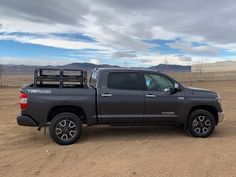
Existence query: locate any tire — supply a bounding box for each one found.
[49,112,82,145]
[187,109,216,138]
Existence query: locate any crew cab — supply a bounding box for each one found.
[17,68,224,145]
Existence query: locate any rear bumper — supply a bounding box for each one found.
[218,112,224,123]
[17,114,38,127]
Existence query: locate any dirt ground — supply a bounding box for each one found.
[1,80,236,177]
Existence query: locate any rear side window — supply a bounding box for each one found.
[108,72,139,90]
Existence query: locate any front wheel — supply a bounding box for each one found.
[187,110,216,138]
[49,113,82,145]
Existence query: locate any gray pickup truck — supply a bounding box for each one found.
[17,68,224,145]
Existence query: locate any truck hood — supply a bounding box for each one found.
[185,86,218,97]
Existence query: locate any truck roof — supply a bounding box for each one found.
[96,67,160,73]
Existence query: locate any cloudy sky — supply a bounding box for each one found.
[0,0,236,67]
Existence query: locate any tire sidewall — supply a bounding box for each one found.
[49,112,82,145]
[188,110,216,137]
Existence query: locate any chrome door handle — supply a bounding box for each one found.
[145,94,156,98]
[101,93,112,97]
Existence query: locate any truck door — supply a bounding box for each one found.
[143,73,186,124]
[98,71,144,124]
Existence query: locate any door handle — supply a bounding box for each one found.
[145,94,156,98]
[101,93,112,97]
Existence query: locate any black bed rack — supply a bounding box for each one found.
[33,68,87,88]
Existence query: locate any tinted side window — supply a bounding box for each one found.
[144,74,173,91]
[108,72,139,90]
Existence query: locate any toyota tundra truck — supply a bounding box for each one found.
[17,68,224,145]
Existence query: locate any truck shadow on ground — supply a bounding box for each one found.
[5,126,187,148]
[8,122,232,147]
[79,122,233,143]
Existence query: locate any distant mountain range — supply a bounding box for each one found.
[0,62,191,74]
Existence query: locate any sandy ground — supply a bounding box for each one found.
[1,80,236,177]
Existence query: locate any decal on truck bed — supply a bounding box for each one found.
[27,89,52,94]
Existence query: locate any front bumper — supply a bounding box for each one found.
[17,114,38,127]
[218,112,224,123]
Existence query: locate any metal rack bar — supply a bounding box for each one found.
[33,68,87,88]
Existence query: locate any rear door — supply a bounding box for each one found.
[98,71,144,124]
[143,73,186,124]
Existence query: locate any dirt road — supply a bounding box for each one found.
[1,81,236,177]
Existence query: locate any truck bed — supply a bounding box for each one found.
[20,85,97,127]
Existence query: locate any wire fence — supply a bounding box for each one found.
[0,64,2,87]
[0,66,33,87]
[167,71,236,85]
[1,66,236,87]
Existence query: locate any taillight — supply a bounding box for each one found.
[20,92,27,109]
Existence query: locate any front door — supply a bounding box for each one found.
[98,72,144,124]
[143,73,186,124]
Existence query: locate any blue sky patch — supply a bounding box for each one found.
[0,40,72,58]
[145,39,182,55]
[50,33,97,42]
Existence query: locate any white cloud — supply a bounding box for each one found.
[136,54,183,66]
[151,26,178,40]
[168,41,219,56]
[0,33,113,51]
[0,0,236,66]
[178,56,192,62]
[89,58,100,64]
[112,51,137,58]
[126,53,234,67]
[0,56,80,66]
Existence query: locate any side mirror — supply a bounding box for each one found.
[174,83,180,90]
[164,88,171,92]
[169,83,180,94]
[164,83,180,93]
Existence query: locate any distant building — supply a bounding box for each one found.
[191,61,236,72]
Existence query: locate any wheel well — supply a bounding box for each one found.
[47,106,86,124]
[188,105,218,124]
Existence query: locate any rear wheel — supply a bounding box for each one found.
[49,113,82,145]
[187,110,216,137]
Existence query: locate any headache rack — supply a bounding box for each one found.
[33,68,87,88]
